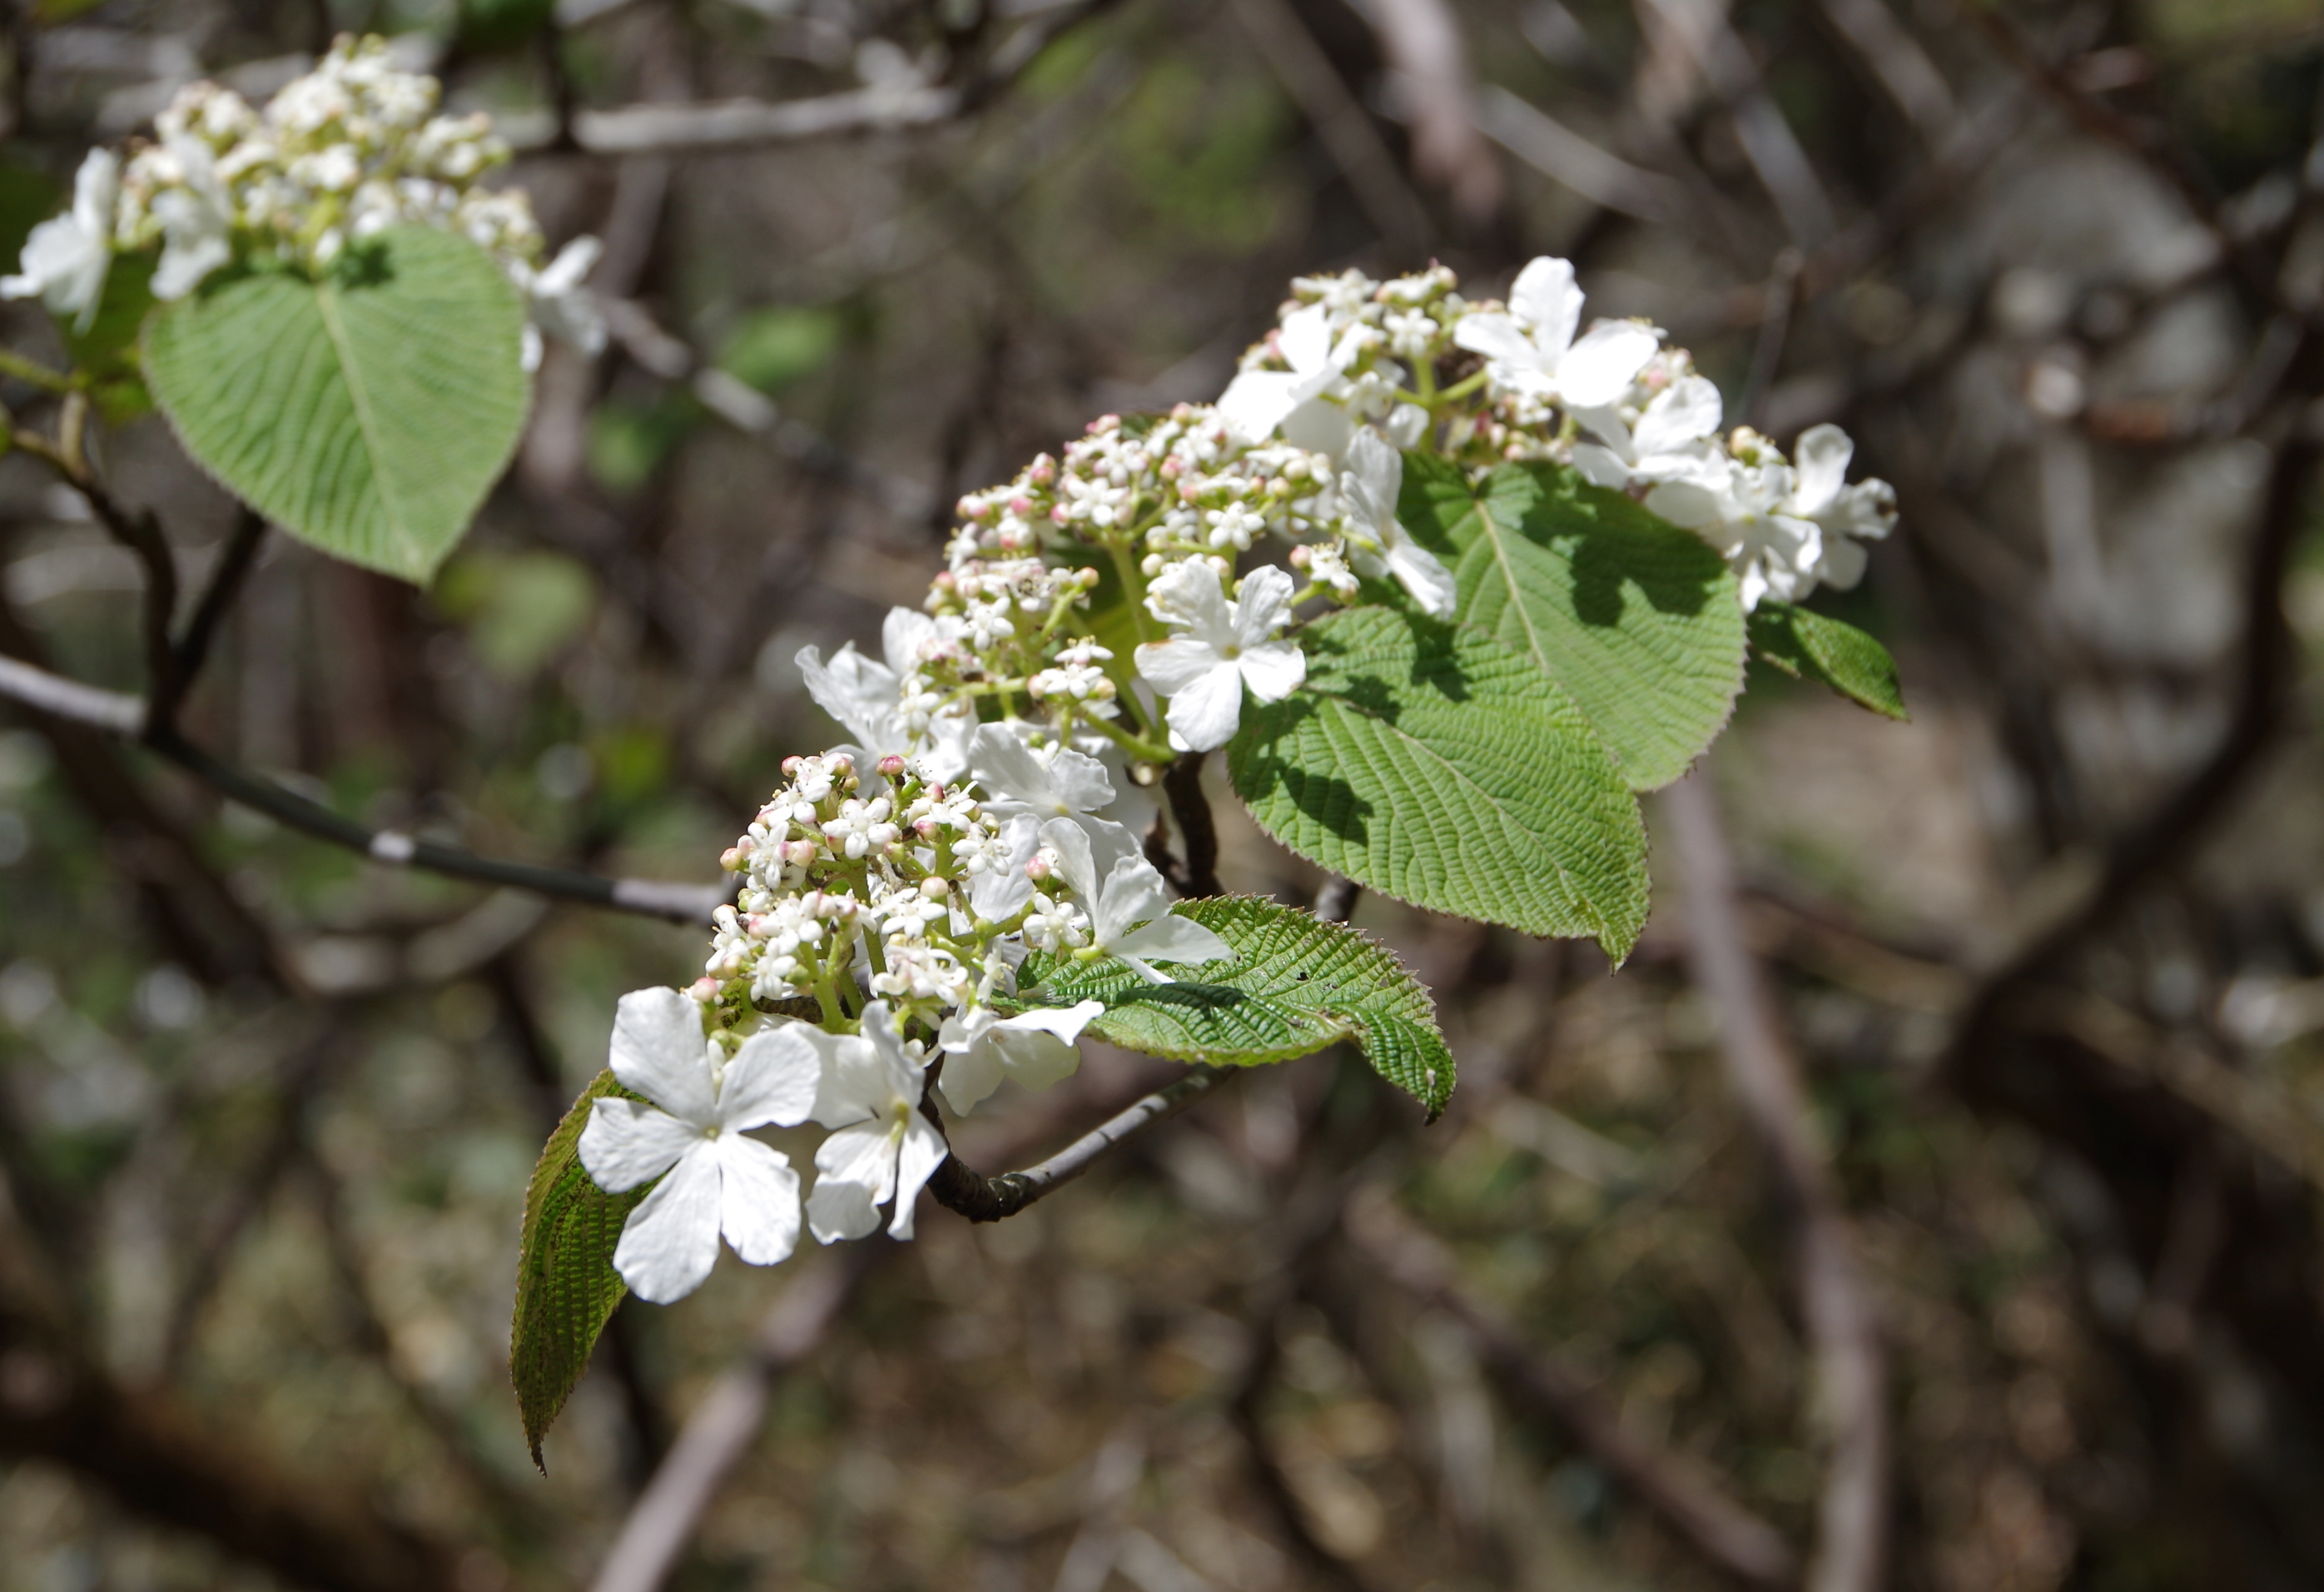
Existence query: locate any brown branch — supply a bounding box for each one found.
[167,506,266,709]
[924,1065,1228,1221]
[1161,751,1221,898]
[0,648,728,925]
[1660,773,1888,1592]
[1344,1190,1799,1586]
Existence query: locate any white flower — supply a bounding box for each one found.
[1452,256,1659,410]
[1782,425,1896,591]
[578,988,821,1304]
[1646,455,1821,612]
[1040,818,1234,981]
[1219,302,1362,443]
[802,1002,948,1242]
[1134,562,1307,752]
[513,235,605,374]
[965,813,1041,923]
[1570,374,1726,491]
[2,151,119,331]
[971,725,1115,823]
[797,607,971,781]
[149,140,234,301]
[936,998,1105,1113]
[1338,429,1457,618]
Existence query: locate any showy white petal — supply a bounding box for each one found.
[611,1145,723,1303]
[1572,443,1634,490]
[1236,639,1308,703]
[795,642,900,752]
[1818,531,1868,590]
[1791,424,1853,515]
[999,999,1106,1044]
[935,1011,1007,1113]
[1161,664,1244,753]
[1145,559,1234,640]
[1277,302,1336,376]
[1218,370,1304,443]
[1384,533,1459,619]
[886,1114,948,1240]
[1634,376,1722,458]
[814,1120,900,1204]
[1450,311,1539,371]
[1508,256,1584,353]
[1556,322,1661,408]
[1135,636,1229,696]
[1279,398,1353,460]
[1093,852,1173,945]
[609,988,717,1124]
[1343,430,1403,530]
[990,1025,1081,1092]
[1115,913,1235,969]
[806,1172,881,1243]
[1039,817,1100,903]
[1231,565,1298,648]
[802,1029,885,1128]
[579,1097,701,1193]
[860,1002,926,1101]
[717,1023,822,1131]
[715,1136,802,1266]
[970,814,1041,923]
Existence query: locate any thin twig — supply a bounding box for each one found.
[924,1066,1229,1222]
[585,1255,871,1592]
[1344,1190,1798,1585]
[1661,773,1888,1592]
[166,507,266,709]
[0,651,729,924]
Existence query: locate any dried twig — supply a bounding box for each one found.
[1661,773,1888,1592]
[585,1255,872,1592]
[1345,1190,1798,1585]
[0,650,729,925]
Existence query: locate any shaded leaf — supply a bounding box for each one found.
[143,226,529,584]
[1400,454,1745,789]
[1014,894,1457,1117]
[1749,601,1908,720]
[1228,606,1647,958]
[511,1068,647,1470]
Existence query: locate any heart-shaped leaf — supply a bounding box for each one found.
[144,226,529,584]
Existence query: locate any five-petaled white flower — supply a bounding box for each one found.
[2,151,120,331]
[936,998,1106,1113]
[802,1002,949,1242]
[1040,818,1234,983]
[1782,424,1896,591]
[1452,256,1659,411]
[1218,302,1362,444]
[1338,429,1457,619]
[579,988,821,1304]
[514,235,607,373]
[1134,561,1306,753]
[1645,455,1821,612]
[797,607,972,782]
[971,725,1114,823]
[1569,373,1726,494]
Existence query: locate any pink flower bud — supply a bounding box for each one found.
[877,754,907,778]
[781,755,802,775]
[720,846,746,871]
[1024,856,1052,883]
[687,978,720,1002]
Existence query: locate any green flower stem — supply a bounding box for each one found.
[1084,711,1175,768]
[0,349,72,393]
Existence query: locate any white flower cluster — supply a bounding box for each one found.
[2,36,600,370]
[583,709,1234,1301]
[584,253,1903,1308]
[1218,255,1899,610]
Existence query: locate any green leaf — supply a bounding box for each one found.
[1749,601,1908,720]
[1228,607,1648,958]
[1013,895,1457,1117]
[511,1068,648,1470]
[143,227,529,585]
[1400,454,1746,790]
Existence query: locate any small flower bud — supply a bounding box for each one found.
[720,846,746,871]
[877,754,907,779]
[1025,856,1052,883]
[920,877,950,899]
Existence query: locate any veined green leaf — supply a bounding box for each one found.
[511,1069,647,1470]
[1013,895,1457,1117]
[1749,601,1908,720]
[1400,454,1746,790]
[1228,607,1648,959]
[143,226,529,585]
